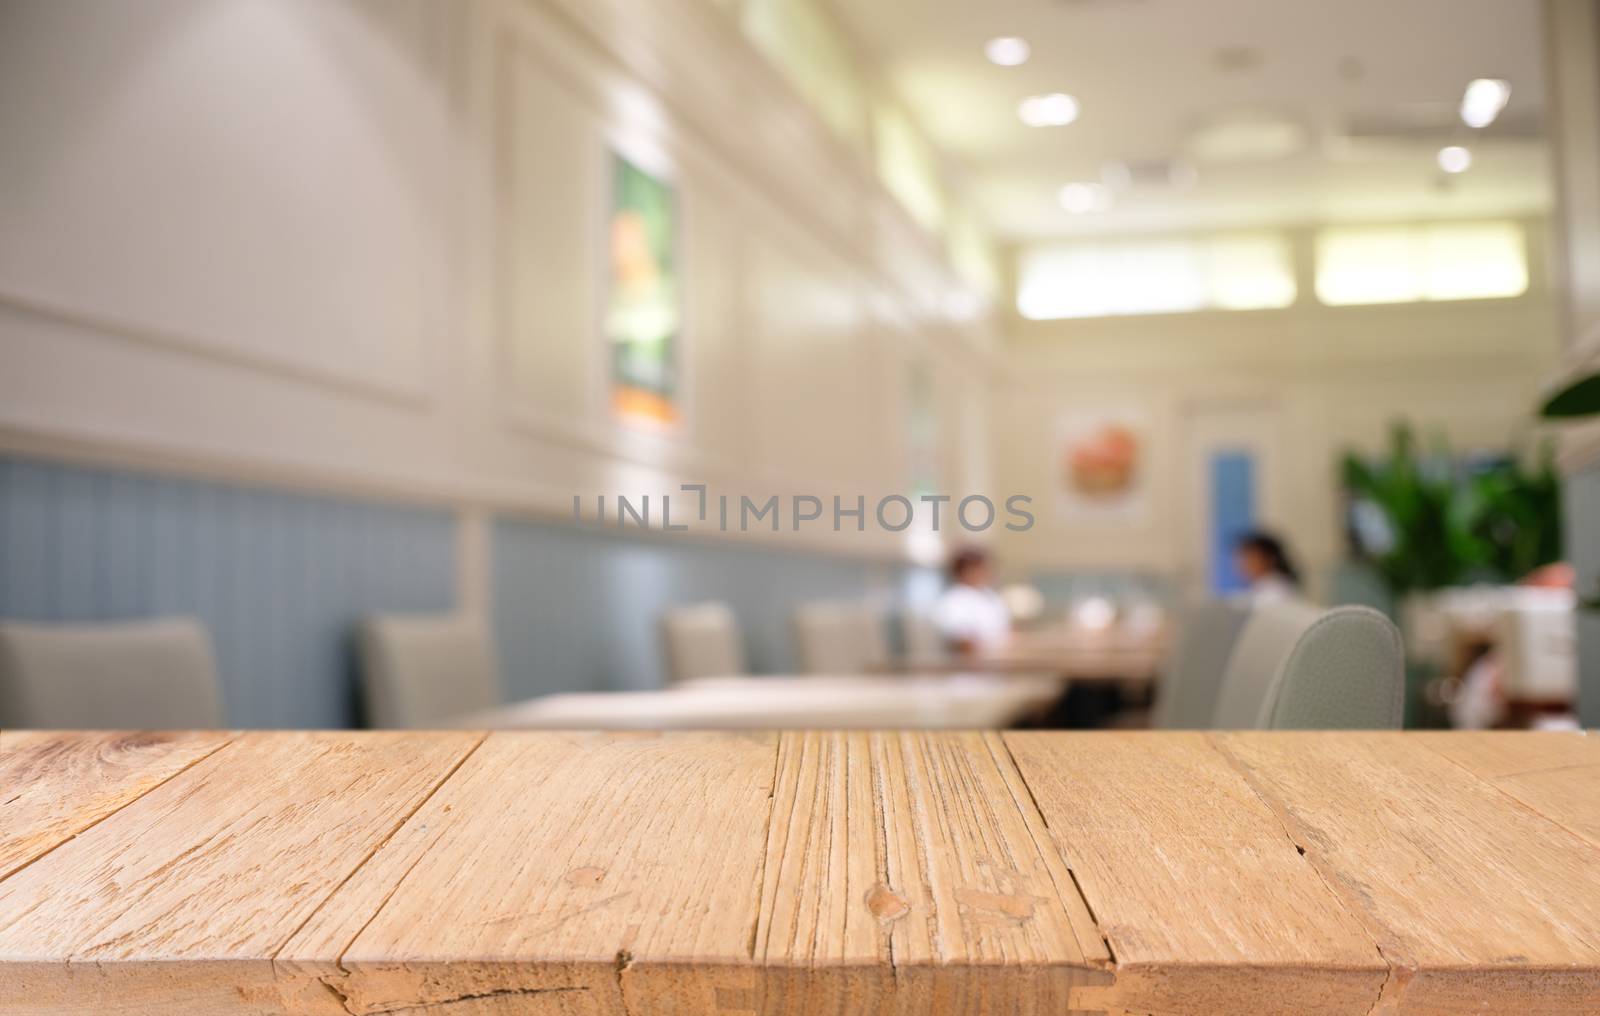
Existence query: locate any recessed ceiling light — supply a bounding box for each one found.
[1019,93,1080,127]
[1059,182,1112,213]
[1438,145,1473,174]
[985,36,1030,67]
[1460,78,1510,129]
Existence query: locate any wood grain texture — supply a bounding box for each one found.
[755,731,1109,1014]
[1003,731,1387,1016]
[1414,731,1600,850]
[3,730,1600,1014]
[1216,731,1600,1015]
[0,730,234,882]
[0,731,481,1015]
[279,731,779,1015]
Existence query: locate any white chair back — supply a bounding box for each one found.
[1153,599,1249,729]
[1213,602,1403,730]
[0,617,223,729]
[792,601,889,674]
[660,602,744,684]
[358,612,499,729]
[1494,600,1577,701]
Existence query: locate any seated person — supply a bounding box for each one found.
[1234,530,1303,604]
[933,548,1012,656]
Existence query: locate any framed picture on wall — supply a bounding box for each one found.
[605,150,681,429]
[1056,409,1149,524]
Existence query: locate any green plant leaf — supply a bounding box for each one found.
[1540,371,1600,418]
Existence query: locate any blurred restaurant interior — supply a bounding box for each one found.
[1,0,1598,733]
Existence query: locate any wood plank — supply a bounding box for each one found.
[1216,731,1600,1015]
[0,731,481,1016]
[755,731,1110,1014]
[1412,729,1600,778]
[1415,731,1600,850]
[3,730,1597,1014]
[278,731,778,1016]
[1004,731,1386,1016]
[0,730,234,882]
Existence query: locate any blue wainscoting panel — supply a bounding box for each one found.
[0,457,456,728]
[492,517,894,696]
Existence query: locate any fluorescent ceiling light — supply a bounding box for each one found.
[1438,145,1473,174]
[1058,182,1112,213]
[1019,93,1080,127]
[1460,78,1510,129]
[985,37,1030,67]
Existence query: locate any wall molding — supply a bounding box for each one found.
[0,288,432,411]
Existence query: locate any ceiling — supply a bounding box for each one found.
[829,0,1552,240]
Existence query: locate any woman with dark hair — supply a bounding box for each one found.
[1234,530,1302,603]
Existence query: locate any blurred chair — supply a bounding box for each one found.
[358,612,499,729]
[792,601,889,674]
[1212,602,1403,730]
[1152,600,1249,729]
[1493,599,1577,703]
[660,602,744,684]
[0,617,223,729]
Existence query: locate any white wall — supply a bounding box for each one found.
[994,222,1564,596]
[0,0,999,583]
[2,0,1564,614]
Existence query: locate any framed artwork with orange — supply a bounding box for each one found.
[1057,410,1148,522]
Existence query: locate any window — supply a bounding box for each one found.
[1016,233,1295,320]
[1314,222,1528,306]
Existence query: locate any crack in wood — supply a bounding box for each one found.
[1208,734,1404,1015]
[277,733,490,979]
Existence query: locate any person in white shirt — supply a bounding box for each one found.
[933,548,1012,656]
[1234,530,1302,604]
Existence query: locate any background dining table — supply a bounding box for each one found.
[879,623,1170,682]
[1,728,1596,1015]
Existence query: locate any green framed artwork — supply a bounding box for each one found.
[606,152,681,428]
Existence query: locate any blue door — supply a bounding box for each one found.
[1209,449,1256,595]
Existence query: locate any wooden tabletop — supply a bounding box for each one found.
[1,729,1596,1015]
